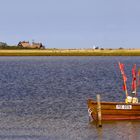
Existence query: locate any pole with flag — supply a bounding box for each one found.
[131,64,137,96]
[118,62,128,97]
[137,68,140,88]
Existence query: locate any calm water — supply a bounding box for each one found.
[0,56,140,140]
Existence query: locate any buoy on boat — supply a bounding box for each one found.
[125,96,138,103]
[119,62,139,103]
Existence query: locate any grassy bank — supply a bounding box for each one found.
[0,49,140,56]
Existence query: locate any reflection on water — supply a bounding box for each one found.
[93,121,140,140]
[0,56,140,139]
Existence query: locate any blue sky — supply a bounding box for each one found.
[0,0,140,49]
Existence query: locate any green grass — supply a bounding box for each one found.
[0,49,140,56]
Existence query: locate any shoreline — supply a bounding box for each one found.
[0,49,140,56]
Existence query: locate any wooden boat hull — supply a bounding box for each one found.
[87,99,140,121]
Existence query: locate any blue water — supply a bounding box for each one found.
[0,56,140,140]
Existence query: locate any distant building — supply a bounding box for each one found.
[95,46,99,50]
[32,42,44,49]
[18,41,30,48]
[18,41,45,49]
[93,45,100,50]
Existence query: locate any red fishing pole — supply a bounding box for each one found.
[131,64,137,96]
[118,62,128,97]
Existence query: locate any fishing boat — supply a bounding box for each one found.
[87,63,140,127]
[87,95,140,127]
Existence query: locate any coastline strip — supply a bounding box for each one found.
[0,49,140,56]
